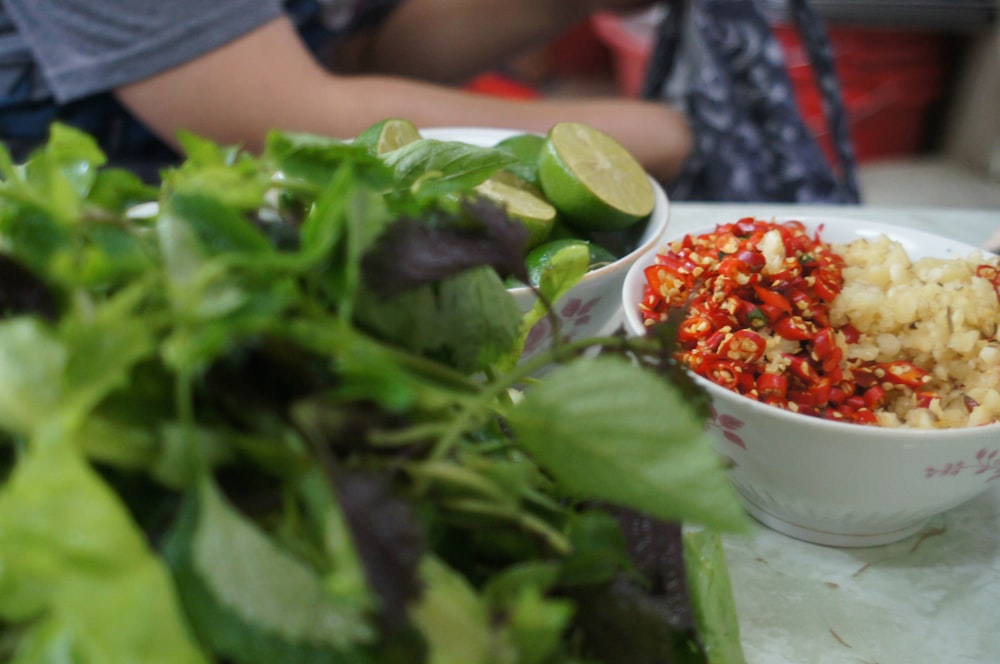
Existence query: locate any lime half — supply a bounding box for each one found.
[475,174,557,249]
[538,122,654,231]
[355,118,422,154]
[523,238,618,286]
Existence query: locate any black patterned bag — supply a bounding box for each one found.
[642,0,861,203]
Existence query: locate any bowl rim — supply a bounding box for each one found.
[695,372,1000,439]
[622,214,1000,438]
[419,126,671,296]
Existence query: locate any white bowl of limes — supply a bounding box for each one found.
[421,123,671,360]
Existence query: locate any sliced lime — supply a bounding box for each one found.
[475,173,557,250]
[522,237,618,287]
[538,122,654,231]
[354,118,422,155]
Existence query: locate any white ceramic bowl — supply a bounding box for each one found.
[621,216,1000,547]
[423,127,670,360]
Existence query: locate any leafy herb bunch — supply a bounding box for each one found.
[0,125,746,664]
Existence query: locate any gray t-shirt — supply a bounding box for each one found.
[0,0,395,105]
[1,0,284,104]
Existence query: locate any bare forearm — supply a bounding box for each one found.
[116,17,690,182]
[343,79,692,182]
[351,0,590,82]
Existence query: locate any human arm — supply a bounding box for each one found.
[337,0,660,83]
[115,15,691,182]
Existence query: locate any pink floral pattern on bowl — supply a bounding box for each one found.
[522,296,606,357]
[561,296,601,329]
[522,318,552,357]
[708,405,747,450]
[925,448,1000,482]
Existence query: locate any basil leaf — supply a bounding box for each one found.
[382,139,515,198]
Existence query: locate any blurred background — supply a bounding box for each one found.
[465,0,1000,209]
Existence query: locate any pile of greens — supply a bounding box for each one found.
[0,124,748,664]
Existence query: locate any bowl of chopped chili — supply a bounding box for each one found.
[622,215,1000,547]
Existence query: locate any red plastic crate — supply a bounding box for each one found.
[593,13,950,163]
[774,25,948,162]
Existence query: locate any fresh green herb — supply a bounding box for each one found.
[0,123,747,664]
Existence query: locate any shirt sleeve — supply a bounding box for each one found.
[4,0,285,103]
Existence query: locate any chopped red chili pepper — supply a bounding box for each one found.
[848,409,879,425]
[781,353,814,383]
[752,285,793,315]
[839,322,861,344]
[873,361,932,390]
[863,385,888,410]
[637,218,953,426]
[757,373,788,402]
[718,329,767,364]
[773,315,815,341]
[677,315,715,345]
[976,264,1000,297]
[705,359,742,390]
[811,328,837,360]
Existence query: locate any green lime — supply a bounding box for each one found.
[354,118,422,154]
[475,173,557,249]
[495,133,545,188]
[522,238,618,287]
[586,242,618,269]
[538,122,655,232]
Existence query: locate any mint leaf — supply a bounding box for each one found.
[60,289,157,421]
[161,191,273,257]
[683,529,746,664]
[482,563,573,664]
[505,356,748,532]
[0,319,65,435]
[265,130,390,194]
[0,195,72,277]
[164,478,375,664]
[86,167,158,215]
[301,167,394,320]
[358,266,521,373]
[408,557,494,664]
[0,438,207,664]
[28,123,106,201]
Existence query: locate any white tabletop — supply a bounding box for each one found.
[665,204,1000,664]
